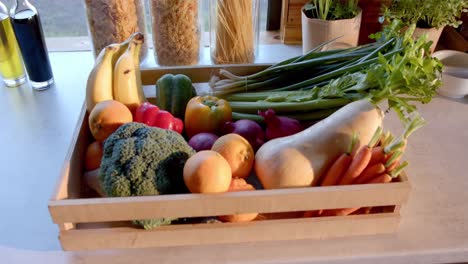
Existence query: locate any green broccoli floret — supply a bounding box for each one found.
[99,122,195,229]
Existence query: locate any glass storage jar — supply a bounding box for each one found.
[149,0,201,66]
[209,0,260,64]
[83,0,148,60]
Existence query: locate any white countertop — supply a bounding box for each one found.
[1,48,468,263]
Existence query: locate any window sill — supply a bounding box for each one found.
[46,31,303,67]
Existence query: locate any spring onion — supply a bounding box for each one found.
[210,20,442,124]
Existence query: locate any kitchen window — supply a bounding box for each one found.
[3,0,278,53]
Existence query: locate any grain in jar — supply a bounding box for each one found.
[150,0,200,66]
[84,0,148,60]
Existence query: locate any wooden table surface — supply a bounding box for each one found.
[1,49,468,264]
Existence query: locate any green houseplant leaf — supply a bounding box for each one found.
[383,0,468,28]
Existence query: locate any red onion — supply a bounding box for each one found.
[222,120,265,151]
[258,109,303,140]
[188,133,219,152]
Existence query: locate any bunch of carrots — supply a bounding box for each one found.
[305,115,425,218]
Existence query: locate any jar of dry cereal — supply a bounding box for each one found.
[149,0,201,66]
[83,0,148,60]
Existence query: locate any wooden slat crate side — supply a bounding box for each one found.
[50,104,89,202]
[49,179,410,224]
[59,212,400,251]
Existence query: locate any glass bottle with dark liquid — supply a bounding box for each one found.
[11,0,53,90]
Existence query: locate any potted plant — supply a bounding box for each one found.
[382,0,468,52]
[301,0,362,53]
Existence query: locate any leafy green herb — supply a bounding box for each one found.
[382,0,468,28]
[303,0,360,21]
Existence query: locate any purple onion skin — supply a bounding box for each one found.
[222,120,265,151]
[188,133,220,152]
[258,109,303,140]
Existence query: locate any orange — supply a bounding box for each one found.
[183,150,232,193]
[211,134,254,178]
[84,141,103,171]
[218,178,259,223]
[88,100,133,142]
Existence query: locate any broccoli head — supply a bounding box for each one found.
[99,122,195,229]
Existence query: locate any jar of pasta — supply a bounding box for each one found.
[149,0,201,66]
[83,0,148,60]
[209,0,260,64]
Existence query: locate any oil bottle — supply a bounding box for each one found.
[0,1,26,87]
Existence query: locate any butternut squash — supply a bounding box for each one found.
[255,99,384,189]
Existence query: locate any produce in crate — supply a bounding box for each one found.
[217,178,259,222]
[338,127,383,185]
[183,150,232,193]
[77,20,443,233]
[134,102,184,134]
[184,95,233,138]
[85,32,143,112]
[113,33,147,113]
[98,122,195,229]
[212,20,441,125]
[151,110,184,134]
[221,119,264,151]
[84,141,103,171]
[211,134,255,179]
[155,73,197,119]
[255,99,383,189]
[134,102,160,126]
[258,109,303,140]
[305,115,425,217]
[188,132,219,152]
[88,100,133,142]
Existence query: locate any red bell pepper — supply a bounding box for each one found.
[134,102,160,125]
[134,102,183,134]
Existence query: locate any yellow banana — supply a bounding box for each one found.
[85,33,143,112]
[113,33,146,113]
[85,45,117,112]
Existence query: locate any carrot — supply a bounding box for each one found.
[303,210,320,218]
[320,153,352,186]
[321,207,361,217]
[353,162,386,184]
[368,146,386,165]
[385,150,403,171]
[319,131,358,186]
[389,161,409,178]
[386,160,400,172]
[368,173,393,184]
[338,127,382,185]
[306,136,355,217]
[339,146,372,185]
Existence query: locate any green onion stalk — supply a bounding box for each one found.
[210,20,442,124]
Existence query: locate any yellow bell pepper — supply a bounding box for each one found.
[184,95,232,138]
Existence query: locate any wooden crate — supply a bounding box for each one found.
[48,64,411,251]
[280,0,308,44]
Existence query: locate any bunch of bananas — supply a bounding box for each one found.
[86,32,146,113]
